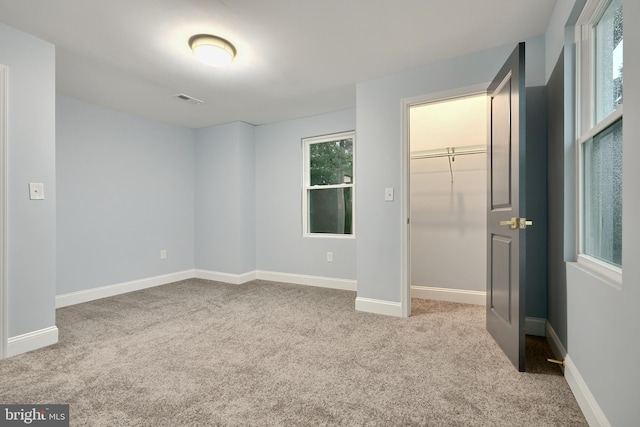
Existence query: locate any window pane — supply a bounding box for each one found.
[584,119,622,267]
[595,0,623,123]
[308,187,353,234]
[309,138,353,186]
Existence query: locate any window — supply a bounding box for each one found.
[583,120,622,266]
[594,0,623,122]
[302,131,355,237]
[577,0,623,271]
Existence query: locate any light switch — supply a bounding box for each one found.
[29,183,44,200]
[385,187,394,201]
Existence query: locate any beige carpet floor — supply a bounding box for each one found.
[0,279,587,426]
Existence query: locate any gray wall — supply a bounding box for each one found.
[0,24,56,337]
[56,95,195,294]
[525,87,548,319]
[545,0,583,351]
[355,36,546,303]
[195,121,256,274]
[255,109,356,279]
[546,51,567,347]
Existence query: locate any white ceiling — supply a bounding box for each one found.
[0,0,557,129]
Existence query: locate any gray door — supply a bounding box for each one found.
[486,43,528,372]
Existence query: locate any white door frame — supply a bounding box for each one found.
[0,65,7,358]
[400,83,489,317]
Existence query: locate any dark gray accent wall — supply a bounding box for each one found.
[546,52,567,347]
[525,87,548,319]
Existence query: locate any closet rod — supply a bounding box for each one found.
[411,144,487,182]
[410,144,487,160]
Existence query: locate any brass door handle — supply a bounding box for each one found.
[500,218,518,229]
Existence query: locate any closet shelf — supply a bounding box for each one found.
[410,144,487,160]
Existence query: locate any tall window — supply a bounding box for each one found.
[302,131,355,237]
[577,0,623,272]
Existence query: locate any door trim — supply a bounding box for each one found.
[0,65,8,359]
[400,82,489,317]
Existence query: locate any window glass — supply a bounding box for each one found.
[595,0,623,123]
[308,187,353,234]
[584,119,622,267]
[309,139,353,186]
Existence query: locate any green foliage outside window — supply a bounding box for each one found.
[309,139,353,186]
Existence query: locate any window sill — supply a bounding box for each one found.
[303,233,355,239]
[573,254,622,290]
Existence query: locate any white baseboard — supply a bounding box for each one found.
[256,270,357,292]
[565,355,612,427]
[7,326,58,358]
[546,324,610,426]
[546,322,567,361]
[524,317,546,337]
[56,270,195,308]
[411,285,486,305]
[57,269,357,309]
[194,269,256,285]
[355,297,403,317]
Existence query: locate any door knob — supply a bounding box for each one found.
[499,217,518,229]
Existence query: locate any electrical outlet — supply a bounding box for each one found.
[160,250,167,259]
[327,252,333,262]
[29,183,45,200]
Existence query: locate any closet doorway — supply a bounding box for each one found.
[408,91,488,308]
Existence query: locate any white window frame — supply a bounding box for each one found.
[575,0,623,283]
[302,131,355,238]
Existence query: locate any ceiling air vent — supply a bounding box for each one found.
[175,93,204,105]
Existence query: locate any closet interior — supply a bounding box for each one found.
[409,94,488,303]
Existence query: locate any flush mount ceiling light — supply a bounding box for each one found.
[189,34,236,67]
